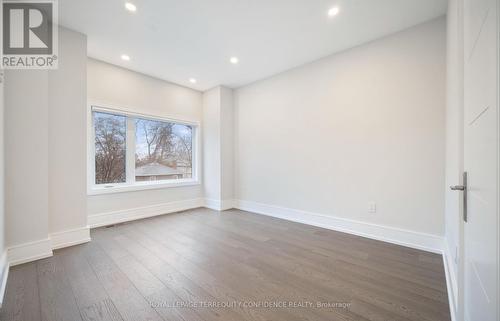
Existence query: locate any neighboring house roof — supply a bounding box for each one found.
[135,162,183,177]
[164,158,191,167]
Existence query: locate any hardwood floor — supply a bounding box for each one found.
[0,208,451,321]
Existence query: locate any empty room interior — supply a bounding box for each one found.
[0,0,499,320]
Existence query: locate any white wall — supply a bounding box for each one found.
[4,27,88,264]
[0,72,4,251]
[0,70,7,302]
[5,70,50,247]
[220,87,234,201]
[48,28,88,236]
[234,18,446,236]
[87,59,203,218]
[202,86,234,208]
[202,87,222,201]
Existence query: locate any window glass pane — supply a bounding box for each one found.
[135,118,192,182]
[93,111,127,184]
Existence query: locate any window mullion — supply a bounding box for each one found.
[126,117,136,184]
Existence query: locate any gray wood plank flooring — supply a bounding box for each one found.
[0,208,451,321]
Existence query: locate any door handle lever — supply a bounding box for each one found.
[450,172,468,222]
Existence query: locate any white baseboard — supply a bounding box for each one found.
[6,226,91,267]
[88,198,205,228]
[204,198,221,210]
[2,198,454,314]
[6,199,204,266]
[204,198,235,211]
[235,199,444,254]
[7,238,53,267]
[443,240,458,321]
[50,226,91,250]
[233,200,454,315]
[0,250,9,308]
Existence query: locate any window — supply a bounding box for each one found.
[89,106,199,194]
[135,118,193,181]
[94,112,127,184]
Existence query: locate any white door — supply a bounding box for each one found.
[463,0,499,320]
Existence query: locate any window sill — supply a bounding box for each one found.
[88,179,200,196]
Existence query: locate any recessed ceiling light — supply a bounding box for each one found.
[328,7,340,17]
[189,78,197,84]
[125,2,137,12]
[230,57,239,64]
[121,54,130,61]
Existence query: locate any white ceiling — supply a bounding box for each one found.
[59,0,447,91]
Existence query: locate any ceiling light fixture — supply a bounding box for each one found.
[328,7,340,17]
[230,57,239,64]
[125,2,137,12]
[121,54,130,61]
[189,78,197,84]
